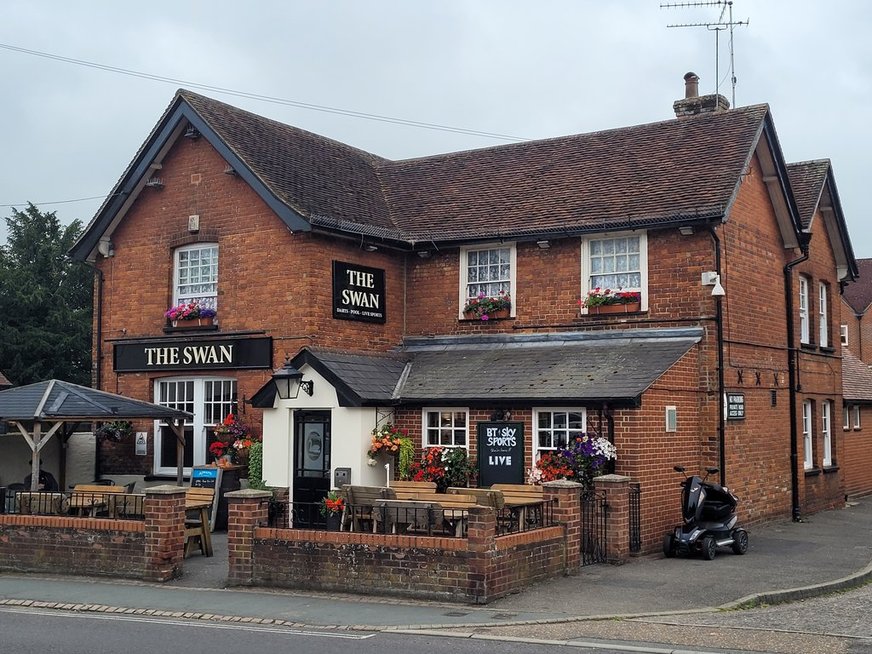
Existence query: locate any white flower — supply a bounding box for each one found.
[367,458,377,467]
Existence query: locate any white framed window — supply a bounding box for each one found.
[174,243,219,310]
[154,376,237,475]
[459,244,516,317]
[818,283,829,347]
[840,324,849,346]
[423,408,468,448]
[844,404,851,430]
[534,409,587,460]
[802,400,813,470]
[822,400,832,467]
[854,405,862,429]
[581,231,648,311]
[665,406,678,432]
[799,276,810,344]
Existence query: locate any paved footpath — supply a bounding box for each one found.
[1,497,872,651]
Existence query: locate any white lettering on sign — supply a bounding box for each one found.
[346,269,376,288]
[489,455,512,466]
[144,344,233,367]
[341,289,380,308]
[486,426,517,447]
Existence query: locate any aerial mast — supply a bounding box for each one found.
[661,0,749,106]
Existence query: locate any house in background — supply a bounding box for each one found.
[70,72,857,551]
[840,258,872,499]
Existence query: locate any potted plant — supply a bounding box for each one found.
[527,433,617,488]
[211,413,255,466]
[409,446,476,492]
[580,288,641,315]
[165,301,217,327]
[462,290,512,321]
[319,490,345,531]
[367,423,413,474]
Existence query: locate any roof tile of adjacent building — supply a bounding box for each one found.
[786,159,830,229]
[842,349,872,402]
[843,258,872,314]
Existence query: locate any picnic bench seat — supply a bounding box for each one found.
[341,485,397,531]
[17,491,69,515]
[374,499,442,534]
[447,487,506,510]
[184,487,215,557]
[389,480,437,493]
[69,484,125,516]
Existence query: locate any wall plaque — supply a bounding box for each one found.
[332,260,386,323]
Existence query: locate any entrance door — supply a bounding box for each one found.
[293,410,331,526]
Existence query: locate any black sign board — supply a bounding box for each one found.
[332,260,386,323]
[477,422,525,487]
[114,336,272,372]
[726,393,745,420]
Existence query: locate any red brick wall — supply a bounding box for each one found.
[0,515,144,577]
[842,406,872,498]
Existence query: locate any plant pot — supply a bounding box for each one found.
[171,316,214,328]
[463,308,510,321]
[588,301,641,315]
[325,513,342,531]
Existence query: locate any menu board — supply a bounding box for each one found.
[477,422,525,487]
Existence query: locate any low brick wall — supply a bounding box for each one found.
[0,515,146,576]
[0,485,186,582]
[227,481,583,604]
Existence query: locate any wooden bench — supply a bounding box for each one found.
[447,487,505,510]
[491,484,546,532]
[17,492,69,515]
[374,499,442,534]
[184,487,215,557]
[69,484,125,516]
[389,480,437,493]
[341,485,397,531]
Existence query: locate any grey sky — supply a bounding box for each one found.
[1,1,869,258]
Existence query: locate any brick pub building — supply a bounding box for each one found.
[71,73,858,551]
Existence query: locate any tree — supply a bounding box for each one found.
[0,203,93,386]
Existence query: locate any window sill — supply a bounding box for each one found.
[581,307,647,318]
[823,465,839,474]
[460,314,514,322]
[804,467,822,477]
[799,343,816,351]
[820,346,836,354]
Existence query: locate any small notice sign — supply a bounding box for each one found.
[190,466,222,531]
[726,393,745,420]
[477,422,525,487]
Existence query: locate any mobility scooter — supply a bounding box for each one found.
[663,465,748,560]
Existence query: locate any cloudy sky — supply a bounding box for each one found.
[1,1,869,257]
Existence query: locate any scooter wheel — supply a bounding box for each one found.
[701,535,717,560]
[731,529,749,555]
[663,533,676,558]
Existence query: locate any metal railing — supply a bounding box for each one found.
[629,482,642,554]
[0,488,146,521]
[496,499,556,535]
[581,489,607,565]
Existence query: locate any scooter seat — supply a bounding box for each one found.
[700,502,733,521]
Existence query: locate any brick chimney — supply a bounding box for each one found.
[673,71,730,117]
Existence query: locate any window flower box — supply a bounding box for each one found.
[165,302,216,328]
[462,291,512,321]
[581,288,641,315]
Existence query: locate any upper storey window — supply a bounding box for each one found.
[581,232,648,311]
[459,244,516,318]
[799,276,810,344]
[174,243,218,310]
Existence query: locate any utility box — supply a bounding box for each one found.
[333,467,351,488]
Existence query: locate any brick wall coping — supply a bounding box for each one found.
[594,474,632,484]
[0,514,144,532]
[543,479,584,489]
[143,485,186,496]
[225,489,273,500]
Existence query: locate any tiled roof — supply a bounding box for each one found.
[843,349,872,402]
[0,380,192,421]
[843,259,872,314]
[178,92,770,243]
[269,329,701,406]
[181,91,395,234]
[786,160,830,229]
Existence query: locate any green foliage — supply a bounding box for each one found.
[247,441,267,489]
[0,203,93,385]
[397,437,415,480]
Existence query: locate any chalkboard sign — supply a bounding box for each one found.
[477,422,525,487]
[190,466,222,531]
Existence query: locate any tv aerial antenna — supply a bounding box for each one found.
[661,1,749,106]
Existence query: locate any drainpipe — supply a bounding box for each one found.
[708,226,727,485]
[81,260,104,482]
[785,234,811,522]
